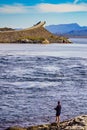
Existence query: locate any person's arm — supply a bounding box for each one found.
[54,106,57,110]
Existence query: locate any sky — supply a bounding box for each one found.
[0,0,87,28]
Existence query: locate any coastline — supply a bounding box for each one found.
[6,115,87,130]
[0,22,71,44]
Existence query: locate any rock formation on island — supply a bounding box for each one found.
[0,21,71,43]
[6,115,87,130]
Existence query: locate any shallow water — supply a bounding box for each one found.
[0,39,87,129]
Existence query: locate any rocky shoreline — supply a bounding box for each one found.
[6,115,87,130]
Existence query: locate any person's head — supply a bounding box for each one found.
[58,101,60,105]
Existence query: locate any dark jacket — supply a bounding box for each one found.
[55,104,61,116]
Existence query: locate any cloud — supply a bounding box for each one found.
[0,3,87,14]
[38,3,87,12]
[73,0,79,4]
[0,4,30,14]
[73,0,87,4]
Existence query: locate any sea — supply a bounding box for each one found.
[0,38,87,130]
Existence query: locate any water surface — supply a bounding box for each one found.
[0,39,87,129]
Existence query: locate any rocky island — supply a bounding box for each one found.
[0,21,70,43]
[6,115,87,130]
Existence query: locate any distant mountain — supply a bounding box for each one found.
[64,29,87,37]
[45,23,87,37]
[0,27,15,31]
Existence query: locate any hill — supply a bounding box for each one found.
[0,27,15,31]
[0,21,70,43]
[45,23,87,37]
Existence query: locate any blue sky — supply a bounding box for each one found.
[0,0,87,28]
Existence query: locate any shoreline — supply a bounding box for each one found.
[6,115,87,130]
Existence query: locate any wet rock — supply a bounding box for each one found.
[27,126,38,130]
[6,126,27,130]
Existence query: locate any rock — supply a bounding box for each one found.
[27,125,50,130]
[74,116,86,126]
[42,39,49,44]
[18,39,33,43]
[38,125,49,130]
[27,126,38,130]
[61,115,87,130]
[65,125,84,130]
[5,115,87,130]
[6,126,27,130]
[50,123,57,126]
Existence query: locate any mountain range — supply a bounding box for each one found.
[45,23,87,37]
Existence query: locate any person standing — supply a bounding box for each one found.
[54,101,61,127]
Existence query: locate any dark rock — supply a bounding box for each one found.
[5,126,27,130]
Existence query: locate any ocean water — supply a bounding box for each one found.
[0,38,87,129]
